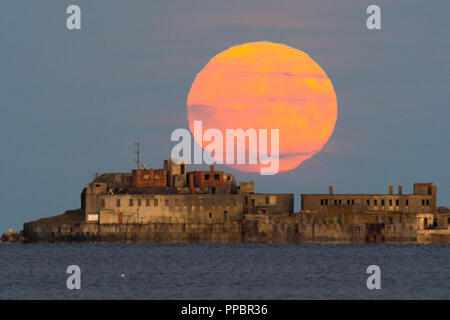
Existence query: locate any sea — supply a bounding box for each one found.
[0,243,449,299]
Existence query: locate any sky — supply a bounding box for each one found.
[0,1,449,232]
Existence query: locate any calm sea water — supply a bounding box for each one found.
[0,243,449,299]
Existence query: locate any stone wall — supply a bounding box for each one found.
[21,207,450,244]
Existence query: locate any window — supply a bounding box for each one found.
[181,164,185,174]
[422,199,425,206]
[396,199,399,206]
[137,199,141,207]
[381,200,385,206]
[165,199,169,206]
[101,199,105,208]
[209,212,212,219]
[116,199,121,207]
[154,199,158,206]
[448,218,450,224]
[351,199,355,204]
[366,199,370,205]
[214,174,220,180]
[374,200,378,206]
[265,196,270,204]
[146,199,150,207]
[205,174,210,180]
[334,200,337,205]
[339,199,342,204]
[426,199,430,206]
[347,200,350,205]
[406,199,409,206]
[325,199,328,205]
[321,199,324,206]
[389,199,392,206]
[129,199,133,207]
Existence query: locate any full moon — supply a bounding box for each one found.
[187,41,337,173]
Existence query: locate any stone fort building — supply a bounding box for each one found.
[15,158,450,244]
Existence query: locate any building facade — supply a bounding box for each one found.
[83,159,294,225]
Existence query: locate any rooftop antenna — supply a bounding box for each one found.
[134,141,140,169]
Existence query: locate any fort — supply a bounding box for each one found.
[2,158,450,244]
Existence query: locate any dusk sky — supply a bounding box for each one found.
[1,1,449,231]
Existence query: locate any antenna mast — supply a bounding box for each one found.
[134,141,140,169]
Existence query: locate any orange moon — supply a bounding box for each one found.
[187,41,337,173]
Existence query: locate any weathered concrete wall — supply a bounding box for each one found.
[301,194,434,214]
[96,194,246,225]
[21,208,450,244]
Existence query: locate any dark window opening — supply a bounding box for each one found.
[214,174,220,180]
[351,199,355,204]
[395,199,399,206]
[381,200,385,206]
[347,200,350,205]
[205,174,210,180]
[320,199,324,206]
[181,165,185,175]
[265,196,270,204]
[389,199,392,206]
[366,199,370,205]
[251,199,255,207]
[374,200,378,206]
[406,199,409,206]
[209,212,212,219]
[426,199,430,206]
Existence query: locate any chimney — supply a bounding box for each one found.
[398,185,402,194]
[389,184,393,195]
[329,184,333,195]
